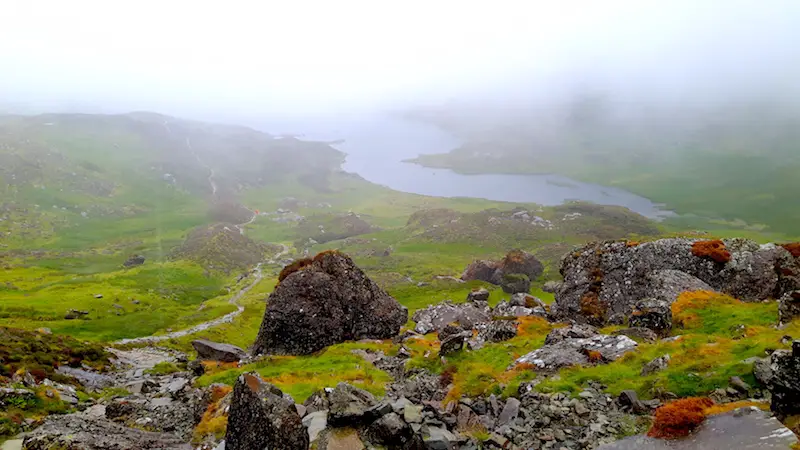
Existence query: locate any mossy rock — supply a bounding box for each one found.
[501,273,531,294]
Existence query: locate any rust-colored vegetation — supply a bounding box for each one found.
[193,384,233,443]
[580,292,607,324]
[312,249,342,262]
[648,397,715,439]
[277,258,313,283]
[703,400,767,416]
[439,365,458,387]
[691,240,731,264]
[671,290,738,329]
[781,243,800,258]
[584,349,604,363]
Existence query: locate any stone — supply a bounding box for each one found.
[327,382,378,427]
[252,251,407,355]
[640,354,670,376]
[462,250,543,286]
[302,410,328,443]
[123,254,146,268]
[191,339,247,362]
[166,377,189,395]
[501,273,531,294]
[498,398,520,426]
[412,301,491,335]
[404,404,423,424]
[467,288,490,302]
[611,327,658,343]
[551,239,792,326]
[596,407,797,449]
[225,373,308,450]
[764,349,800,417]
[729,376,751,394]
[317,427,365,450]
[364,412,418,447]
[543,281,562,293]
[628,298,672,338]
[187,359,205,377]
[618,390,648,414]
[778,291,800,324]
[513,326,637,371]
[423,426,457,450]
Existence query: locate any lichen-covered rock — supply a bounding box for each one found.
[641,354,670,376]
[461,250,543,285]
[461,260,502,284]
[411,301,490,335]
[628,298,672,337]
[466,288,490,303]
[778,291,800,324]
[438,325,471,357]
[191,339,246,362]
[252,251,407,355]
[542,280,562,293]
[512,326,637,371]
[225,373,308,450]
[327,382,378,427]
[500,273,531,294]
[612,327,659,343]
[552,238,794,325]
[764,344,800,417]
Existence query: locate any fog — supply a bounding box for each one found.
[2,0,799,120]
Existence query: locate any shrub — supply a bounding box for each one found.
[648,397,714,439]
[691,240,731,264]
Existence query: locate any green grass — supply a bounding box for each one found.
[146,361,182,375]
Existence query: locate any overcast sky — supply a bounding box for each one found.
[3,1,799,117]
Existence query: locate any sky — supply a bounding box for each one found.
[2,1,799,117]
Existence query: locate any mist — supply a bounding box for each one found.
[2,0,799,123]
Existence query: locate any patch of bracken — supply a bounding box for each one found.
[277,258,313,283]
[579,292,607,325]
[648,397,715,439]
[781,243,800,258]
[439,365,458,387]
[691,240,731,264]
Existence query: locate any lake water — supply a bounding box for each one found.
[256,115,672,219]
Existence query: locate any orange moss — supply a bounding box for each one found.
[691,240,731,264]
[626,241,641,248]
[516,316,552,338]
[648,397,715,439]
[277,258,313,283]
[672,290,739,329]
[312,249,342,262]
[703,400,768,416]
[580,292,607,323]
[210,384,232,402]
[584,349,604,363]
[781,243,800,258]
[201,361,240,376]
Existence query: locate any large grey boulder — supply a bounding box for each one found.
[412,301,490,335]
[512,325,637,371]
[552,238,796,326]
[225,373,309,450]
[764,343,800,417]
[252,251,407,355]
[778,291,800,325]
[191,339,246,362]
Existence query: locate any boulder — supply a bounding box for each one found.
[252,251,407,355]
[474,320,518,344]
[628,298,672,337]
[764,344,800,417]
[422,426,458,450]
[225,373,309,450]
[500,273,531,294]
[492,300,545,319]
[191,339,246,363]
[510,293,546,308]
[123,255,145,268]
[640,354,670,376]
[412,301,490,335]
[612,327,659,343]
[513,326,637,371]
[327,382,378,427]
[438,325,471,357]
[552,238,795,326]
[302,410,328,443]
[542,280,562,293]
[778,291,800,324]
[466,288,490,303]
[364,412,419,448]
[461,260,502,284]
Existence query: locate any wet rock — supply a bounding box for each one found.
[467,288,490,303]
[778,291,800,324]
[628,298,672,337]
[191,339,246,362]
[225,373,308,450]
[500,273,531,294]
[327,382,378,427]
[412,301,490,335]
[123,254,145,268]
[640,354,670,376]
[22,412,191,450]
[253,251,407,355]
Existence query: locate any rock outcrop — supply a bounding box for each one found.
[252,251,407,355]
[122,254,145,268]
[191,339,247,362]
[513,325,637,371]
[461,249,543,286]
[225,373,309,450]
[552,238,798,325]
[778,291,800,325]
[412,301,491,335]
[763,342,800,418]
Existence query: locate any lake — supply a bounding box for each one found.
[256,114,672,219]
